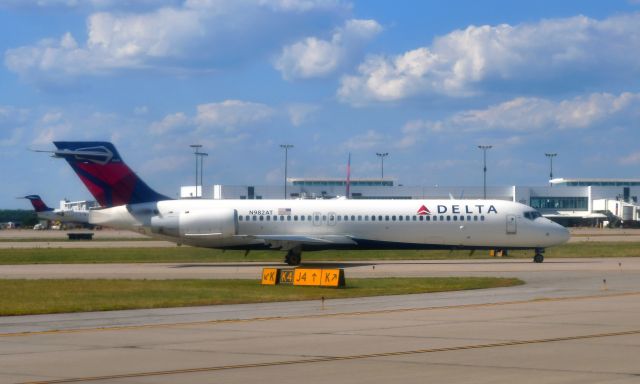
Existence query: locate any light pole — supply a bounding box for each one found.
[190,144,202,198]
[196,152,208,197]
[545,153,557,187]
[376,152,388,179]
[280,144,293,199]
[478,145,492,199]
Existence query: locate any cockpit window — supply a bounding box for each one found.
[524,211,542,220]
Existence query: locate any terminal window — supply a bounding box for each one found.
[530,197,588,210]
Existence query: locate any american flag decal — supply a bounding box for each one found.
[278,208,292,215]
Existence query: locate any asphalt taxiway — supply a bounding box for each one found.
[2,257,640,383]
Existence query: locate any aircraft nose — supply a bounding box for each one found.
[548,224,570,245]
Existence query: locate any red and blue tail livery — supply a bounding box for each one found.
[24,195,53,212]
[52,142,170,207]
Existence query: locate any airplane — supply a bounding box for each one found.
[22,195,90,225]
[45,141,569,264]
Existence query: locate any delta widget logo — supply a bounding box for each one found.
[417,205,431,215]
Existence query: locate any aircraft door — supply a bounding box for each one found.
[506,214,517,234]
[328,212,336,226]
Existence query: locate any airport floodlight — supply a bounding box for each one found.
[477,145,493,199]
[196,152,208,197]
[376,152,389,179]
[545,153,558,186]
[280,144,294,199]
[190,144,203,197]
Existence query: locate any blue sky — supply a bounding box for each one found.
[2,0,640,208]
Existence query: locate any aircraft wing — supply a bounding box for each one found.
[243,234,357,249]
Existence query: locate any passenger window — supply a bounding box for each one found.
[245,215,250,221]
[460,216,464,221]
[287,216,291,221]
[446,215,451,221]
[266,216,271,221]
[294,215,298,221]
[426,216,431,221]
[259,216,264,221]
[453,216,457,221]
[372,215,376,221]
[358,215,362,221]
[398,216,403,221]
[392,215,396,221]
[365,215,369,221]
[337,215,342,221]
[440,215,444,221]
[474,216,478,221]
[419,216,424,221]
[413,216,417,221]
[322,215,326,221]
[301,215,305,221]
[308,215,312,221]
[481,215,485,221]
[315,215,320,221]
[252,216,257,221]
[467,215,471,221]
[385,215,389,221]
[239,216,243,221]
[280,215,284,221]
[351,215,355,221]
[344,215,349,221]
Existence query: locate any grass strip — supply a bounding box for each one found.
[0,238,153,243]
[0,242,639,264]
[0,277,522,316]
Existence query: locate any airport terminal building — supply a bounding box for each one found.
[184,178,640,227]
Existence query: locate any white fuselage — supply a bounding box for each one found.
[88,199,569,250]
[37,210,90,224]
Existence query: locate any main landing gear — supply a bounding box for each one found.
[533,248,545,263]
[285,247,302,266]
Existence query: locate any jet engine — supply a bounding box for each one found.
[150,208,237,239]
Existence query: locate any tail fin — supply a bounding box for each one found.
[52,141,170,207]
[24,195,53,212]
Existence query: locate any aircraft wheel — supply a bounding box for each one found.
[285,250,302,266]
[533,253,544,263]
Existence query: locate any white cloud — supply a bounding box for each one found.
[338,14,640,104]
[4,1,350,85]
[134,106,149,115]
[149,112,189,135]
[195,100,274,130]
[0,128,22,147]
[40,111,63,124]
[0,106,29,147]
[32,122,73,146]
[619,152,640,165]
[342,129,384,150]
[287,103,320,126]
[148,100,274,139]
[140,155,188,175]
[0,105,29,124]
[0,1,186,10]
[398,92,640,148]
[274,18,382,79]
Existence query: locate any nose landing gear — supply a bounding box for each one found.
[533,248,544,263]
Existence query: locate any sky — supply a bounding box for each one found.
[2,0,640,209]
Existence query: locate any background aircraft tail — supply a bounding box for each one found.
[24,195,53,212]
[52,141,170,207]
